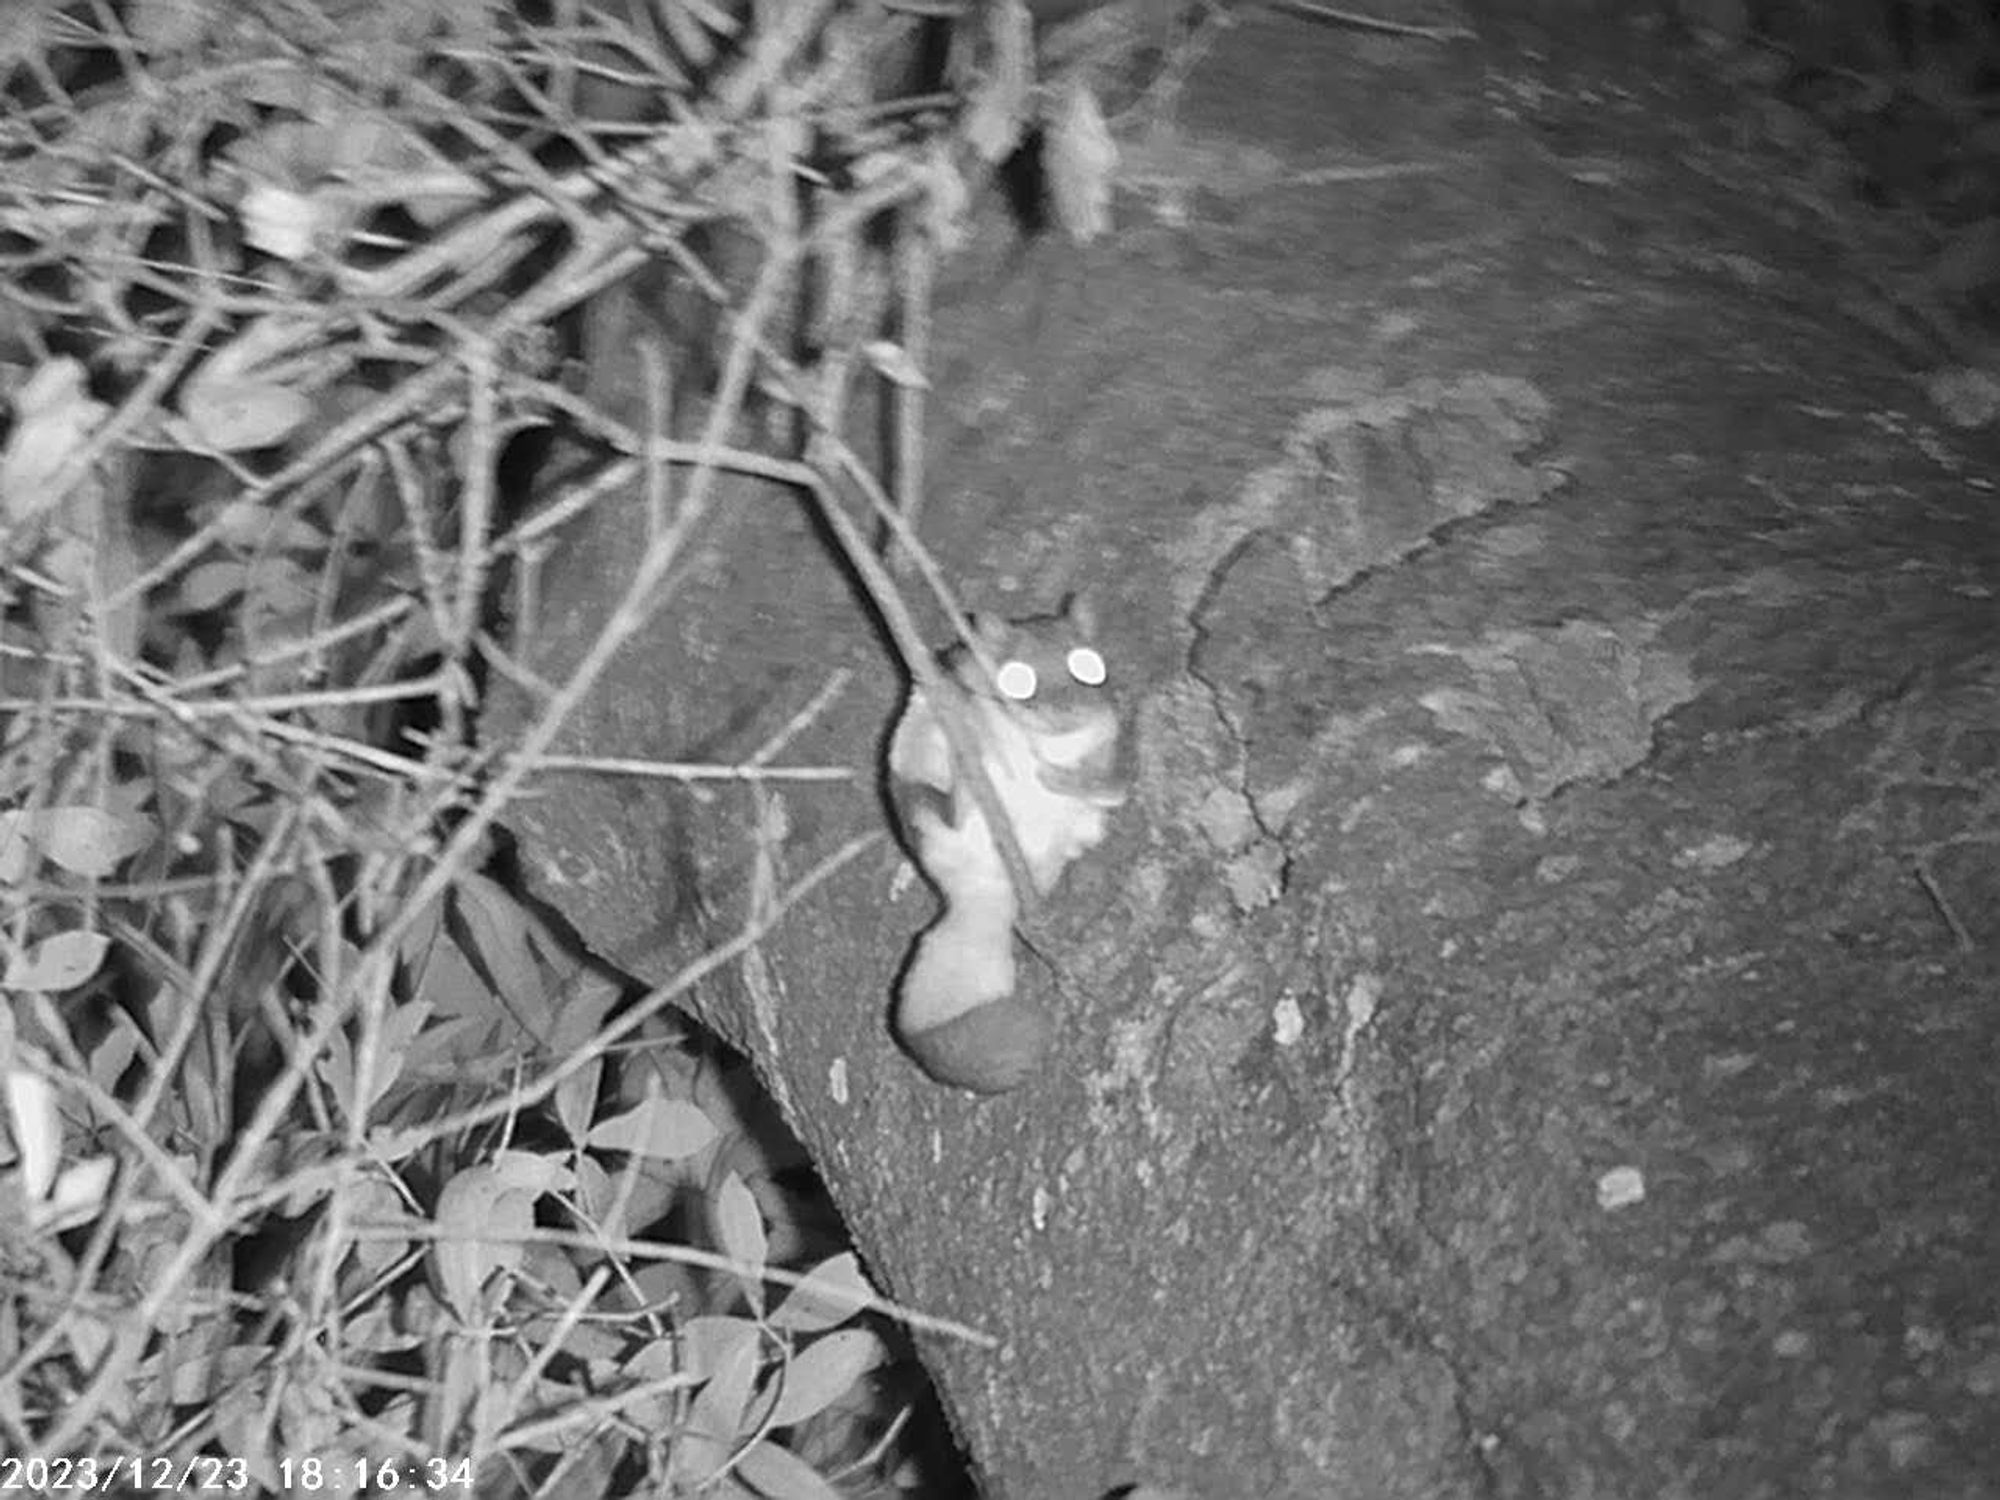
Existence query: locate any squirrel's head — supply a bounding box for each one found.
[950,597,1128,799]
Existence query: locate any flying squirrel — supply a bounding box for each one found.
[886,598,1130,1094]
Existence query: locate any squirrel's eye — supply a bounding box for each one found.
[1066,647,1106,686]
[995,660,1039,700]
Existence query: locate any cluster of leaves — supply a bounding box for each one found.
[0,0,1104,1493]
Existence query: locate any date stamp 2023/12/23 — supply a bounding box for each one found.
[0,1453,474,1493]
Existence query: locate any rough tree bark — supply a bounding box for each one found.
[494,11,2000,1499]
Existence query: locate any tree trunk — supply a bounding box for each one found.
[494,9,2000,1497]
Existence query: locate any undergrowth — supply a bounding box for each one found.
[0,0,1135,1493]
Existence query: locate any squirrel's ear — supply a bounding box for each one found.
[1064,592,1098,638]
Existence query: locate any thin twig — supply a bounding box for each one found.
[1913,859,1976,951]
[795,440,1043,914]
[514,752,852,783]
[1267,0,1475,41]
[889,206,933,560]
[746,670,854,769]
[453,335,501,664]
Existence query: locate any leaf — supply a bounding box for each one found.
[129,0,218,52]
[238,65,350,119]
[429,1162,535,1322]
[37,805,155,877]
[398,891,446,968]
[0,5,55,69]
[175,378,311,453]
[713,1171,768,1315]
[402,899,492,1023]
[199,313,320,386]
[620,1333,707,1431]
[344,1303,423,1354]
[37,533,93,597]
[239,181,331,262]
[324,112,484,225]
[547,963,622,1053]
[963,0,1033,163]
[1045,79,1117,243]
[733,1439,845,1500]
[554,1058,602,1148]
[87,483,145,661]
[34,1156,115,1233]
[339,1174,414,1276]
[353,998,430,1118]
[64,1311,114,1374]
[212,1388,279,1494]
[491,1148,573,1196]
[317,1015,359,1119]
[175,558,249,612]
[87,1014,139,1101]
[277,1377,342,1461]
[4,929,112,992]
[241,556,316,619]
[677,1314,759,1377]
[861,340,930,390]
[4,1067,62,1198]
[918,151,972,254]
[212,497,328,552]
[376,163,487,227]
[0,812,30,884]
[571,1151,621,1234]
[177,317,321,452]
[671,1331,760,1487]
[451,874,554,1038]
[768,1253,876,1334]
[586,1096,718,1161]
[766,1328,884,1428]
[659,0,725,70]
[0,357,106,525]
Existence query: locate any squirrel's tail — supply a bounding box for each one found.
[895,882,1048,1096]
